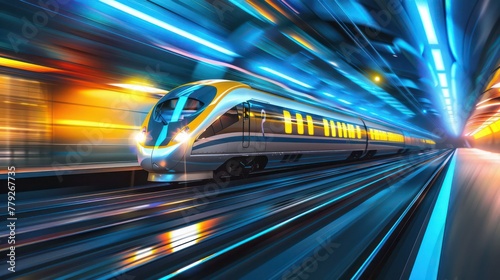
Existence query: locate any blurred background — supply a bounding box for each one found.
[0,0,499,169]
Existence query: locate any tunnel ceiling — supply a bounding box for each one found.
[0,0,499,141]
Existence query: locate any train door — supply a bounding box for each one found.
[242,102,250,148]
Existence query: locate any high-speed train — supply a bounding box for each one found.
[136,80,435,182]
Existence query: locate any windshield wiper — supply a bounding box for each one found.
[155,103,168,125]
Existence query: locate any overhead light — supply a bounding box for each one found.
[374,75,381,82]
[110,83,168,93]
[99,0,237,57]
[260,66,313,89]
[438,73,448,87]
[442,88,450,98]
[431,49,445,71]
[416,1,439,45]
[0,57,61,72]
[445,98,451,105]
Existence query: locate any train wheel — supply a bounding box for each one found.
[213,169,231,187]
[225,159,244,176]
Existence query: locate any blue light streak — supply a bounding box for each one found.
[337,98,352,105]
[99,0,237,57]
[359,107,367,111]
[431,49,445,71]
[410,151,457,279]
[416,1,439,45]
[159,160,410,280]
[323,92,335,97]
[260,66,313,89]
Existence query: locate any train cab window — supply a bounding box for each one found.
[184,99,203,110]
[154,97,205,123]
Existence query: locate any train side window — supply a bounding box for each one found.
[283,110,292,134]
[336,122,343,138]
[213,107,239,135]
[219,107,239,129]
[306,115,314,135]
[330,120,336,137]
[197,107,240,140]
[212,119,223,134]
[296,113,304,135]
[197,126,214,140]
[323,119,330,137]
[342,123,348,138]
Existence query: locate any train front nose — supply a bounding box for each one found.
[137,142,186,173]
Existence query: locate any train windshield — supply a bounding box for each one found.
[153,85,216,124]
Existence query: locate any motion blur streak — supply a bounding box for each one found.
[0,57,62,72]
[99,0,238,56]
[0,74,157,168]
[410,151,456,279]
[156,44,320,102]
[0,151,451,279]
[159,154,437,279]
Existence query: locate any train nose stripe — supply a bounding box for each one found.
[154,124,169,148]
[171,96,188,122]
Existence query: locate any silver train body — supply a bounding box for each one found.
[136,80,435,182]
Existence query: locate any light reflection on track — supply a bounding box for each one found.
[0,150,451,279]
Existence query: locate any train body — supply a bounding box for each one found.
[136,80,435,182]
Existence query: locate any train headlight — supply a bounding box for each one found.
[135,127,147,143]
[173,127,190,143]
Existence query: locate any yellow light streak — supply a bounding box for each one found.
[0,57,61,72]
[55,119,140,130]
[289,34,316,52]
[247,0,277,23]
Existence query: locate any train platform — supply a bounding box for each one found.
[410,148,500,278]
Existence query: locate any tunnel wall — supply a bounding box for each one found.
[467,122,500,153]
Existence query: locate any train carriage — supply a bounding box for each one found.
[136,80,435,182]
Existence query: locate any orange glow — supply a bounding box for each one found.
[169,224,201,252]
[484,68,500,90]
[476,102,500,109]
[474,127,492,139]
[160,218,219,254]
[0,57,61,72]
[265,0,293,19]
[133,247,155,262]
[247,0,277,23]
[289,34,316,52]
